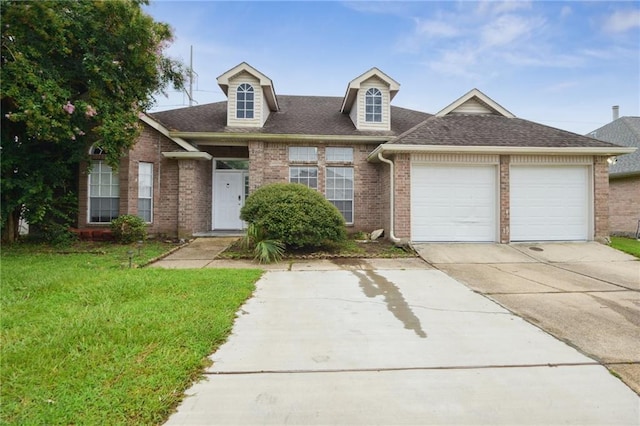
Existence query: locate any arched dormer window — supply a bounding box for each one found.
[365,88,382,123]
[87,144,119,223]
[236,83,254,119]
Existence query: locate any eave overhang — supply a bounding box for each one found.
[169,131,392,144]
[139,113,199,152]
[368,144,636,162]
[161,151,212,161]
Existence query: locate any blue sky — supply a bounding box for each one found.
[145,1,640,135]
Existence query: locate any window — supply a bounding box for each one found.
[289,146,317,162]
[89,160,119,223]
[365,88,382,122]
[326,147,353,163]
[289,166,318,189]
[138,162,153,222]
[236,83,254,119]
[326,167,354,223]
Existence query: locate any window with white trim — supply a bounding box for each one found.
[89,160,119,223]
[138,162,153,222]
[326,147,354,163]
[289,166,318,189]
[288,146,317,162]
[326,167,354,224]
[236,83,254,119]
[365,88,382,122]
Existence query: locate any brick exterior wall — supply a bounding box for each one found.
[609,175,640,236]
[593,156,610,241]
[247,141,384,233]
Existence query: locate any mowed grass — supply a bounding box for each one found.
[610,237,640,258]
[1,242,262,425]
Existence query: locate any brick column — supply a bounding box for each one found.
[248,141,265,192]
[499,155,510,243]
[394,153,411,239]
[177,160,196,238]
[593,156,610,241]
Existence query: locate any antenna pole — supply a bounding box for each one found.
[189,45,193,107]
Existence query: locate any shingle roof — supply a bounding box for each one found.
[588,117,640,176]
[389,114,624,149]
[150,95,431,137]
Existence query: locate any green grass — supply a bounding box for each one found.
[1,242,262,425]
[610,236,640,258]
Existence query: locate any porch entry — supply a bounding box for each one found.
[213,159,249,230]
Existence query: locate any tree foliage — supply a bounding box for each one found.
[0,0,185,242]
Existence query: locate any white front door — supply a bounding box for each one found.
[214,171,245,230]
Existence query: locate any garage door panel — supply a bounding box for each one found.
[411,165,497,242]
[511,166,589,241]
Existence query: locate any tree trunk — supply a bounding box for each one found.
[1,209,20,243]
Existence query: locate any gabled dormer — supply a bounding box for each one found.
[217,62,279,128]
[340,68,400,131]
[436,88,515,118]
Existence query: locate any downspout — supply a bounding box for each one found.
[377,151,402,244]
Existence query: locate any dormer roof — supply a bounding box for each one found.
[216,62,279,111]
[340,67,400,114]
[436,88,514,118]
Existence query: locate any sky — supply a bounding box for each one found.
[144,1,640,135]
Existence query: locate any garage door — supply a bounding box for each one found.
[411,165,497,242]
[510,166,589,241]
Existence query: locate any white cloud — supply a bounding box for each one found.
[560,6,572,19]
[480,14,545,48]
[414,18,460,38]
[602,9,640,33]
[476,0,532,16]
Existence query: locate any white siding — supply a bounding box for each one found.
[449,98,493,115]
[226,72,264,128]
[354,76,391,131]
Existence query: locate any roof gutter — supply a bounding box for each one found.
[377,151,401,244]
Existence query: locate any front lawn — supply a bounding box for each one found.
[1,242,262,425]
[610,236,640,258]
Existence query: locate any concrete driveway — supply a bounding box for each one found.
[414,242,640,396]
[165,253,639,425]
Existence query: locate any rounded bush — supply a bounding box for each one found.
[240,183,346,248]
[110,214,147,244]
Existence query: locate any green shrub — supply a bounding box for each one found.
[240,183,346,248]
[110,215,147,244]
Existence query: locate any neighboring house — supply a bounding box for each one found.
[588,115,640,237]
[77,62,634,243]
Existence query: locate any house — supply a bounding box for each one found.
[588,112,640,237]
[77,62,634,243]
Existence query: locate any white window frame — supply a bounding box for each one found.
[365,88,382,123]
[88,160,119,223]
[326,166,354,224]
[236,83,254,119]
[138,162,153,223]
[289,146,318,162]
[289,166,318,189]
[326,147,354,163]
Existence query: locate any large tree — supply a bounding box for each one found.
[1,0,185,242]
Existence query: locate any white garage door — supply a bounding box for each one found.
[510,166,589,241]
[411,165,497,242]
